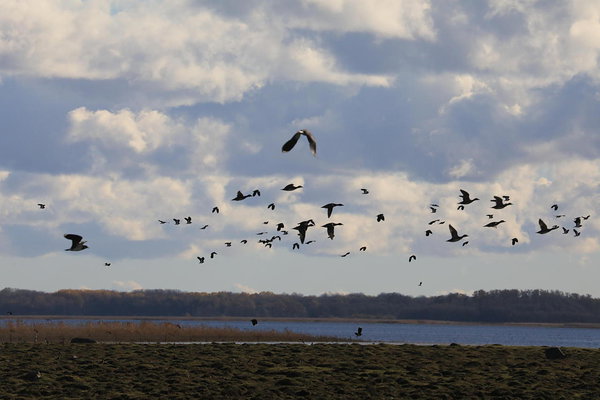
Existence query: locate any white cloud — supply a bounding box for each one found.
[233,283,258,294]
[112,280,143,291]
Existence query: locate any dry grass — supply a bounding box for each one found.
[0,320,343,343]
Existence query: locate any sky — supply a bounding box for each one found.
[0,0,599,297]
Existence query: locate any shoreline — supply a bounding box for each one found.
[2,315,599,329]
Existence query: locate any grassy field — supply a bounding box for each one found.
[0,342,598,399]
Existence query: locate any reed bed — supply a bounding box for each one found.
[0,320,343,343]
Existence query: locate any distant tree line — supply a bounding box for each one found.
[1,288,599,323]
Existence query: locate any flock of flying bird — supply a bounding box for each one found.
[32,129,594,334]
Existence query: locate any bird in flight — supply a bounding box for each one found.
[197,257,205,264]
[37,203,46,209]
[341,252,350,257]
[252,189,261,197]
[64,234,88,251]
[158,220,167,224]
[458,189,479,205]
[173,218,181,225]
[210,251,217,258]
[212,206,219,214]
[409,255,416,262]
[251,319,258,326]
[281,129,317,156]
[354,327,362,337]
[184,216,192,224]
[376,213,385,222]
[562,227,569,234]
[282,183,303,191]
[361,188,369,194]
[232,191,252,201]
[551,204,558,211]
[537,219,559,234]
[511,238,518,245]
[447,225,468,242]
[484,220,506,228]
[322,222,343,239]
[425,230,433,236]
[104,262,111,267]
[322,203,344,218]
[267,203,275,210]
[491,196,512,209]
[359,246,367,251]
[200,224,209,230]
[574,217,583,228]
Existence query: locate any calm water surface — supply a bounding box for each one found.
[5,318,600,348]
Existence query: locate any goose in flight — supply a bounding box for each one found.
[447,225,468,242]
[354,327,362,337]
[197,257,205,264]
[409,255,416,262]
[536,219,559,234]
[511,238,518,245]
[282,183,303,191]
[281,129,317,156]
[359,246,367,251]
[430,207,437,213]
[173,218,181,225]
[292,243,300,250]
[491,196,512,209]
[574,217,583,228]
[267,203,275,210]
[210,251,217,258]
[376,213,385,222]
[252,189,261,197]
[212,206,219,214]
[551,204,558,211]
[64,234,88,251]
[104,262,111,267]
[361,188,369,194]
[419,282,423,286]
[200,224,209,230]
[322,203,343,218]
[37,203,46,209]
[574,229,581,237]
[276,222,285,231]
[232,191,252,201]
[341,252,350,257]
[293,219,314,244]
[562,227,569,234]
[425,230,433,236]
[484,220,505,228]
[251,319,258,326]
[458,189,479,205]
[322,222,343,239]
[184,216,192,224]
[158,220,167,224]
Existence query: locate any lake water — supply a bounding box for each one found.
[4,318,600,348]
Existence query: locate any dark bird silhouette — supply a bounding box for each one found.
[263,221,269,224]
[292,243,300,250]
[551,204,558,211]
[282,183,303,191]
[276,222,285,231]
[361,188,369,194]
[574,229,581,237]
[158,220,167,224]
[537,219,559,234]
[430,203,439,207]
[251,319,258,326]
[359,246,367,251]
[184,216,192,224]
[458,189,479,205]
[582,215,591,220]
[173,218,181,225]
[484,220,505,228]
[425,229,433,236]
[491,196,512,209]
[457,205,465,210]
[197,257,205,264]
[354,327,362,337]
[322,203,344,218]
[37,203,46,209]
[409,255,416,262]
[267,203,275,210]
[486,214,494,219]
[341,252,350,257]
[232,190,252,201]
[462,241,469,246]
[200,224,209,230]
[562,227,569,234]
[256,231,268,235]
[376,213,385,222]
[503,195,510,201]
[281,129,317,156]
[447,225,468,242]
[430,207,437,213]
[428,219,440,225]
[322,222,343,239]
[419,282,423,286]
[574,217,583,228]
[252,189,261,197]
[555,214,565,218]
[212,206,219,213]
[241,239,248,244]
[64,234,88,251]
[210,251,217,258]
[293,219,315,244]
[511,238,518,245]
[438,220,445,224]
[225,242,232,247]
[104,262,111,267]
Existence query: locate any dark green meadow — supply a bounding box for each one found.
[1,342,599,399]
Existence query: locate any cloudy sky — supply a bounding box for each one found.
[0,0,599,297]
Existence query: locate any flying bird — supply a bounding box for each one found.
[458,189,479,205]
[173,219,181,225]
[425,230,433,236]
[562,227,569,234]
[212,206,219,214]
[355,327,362,337]
[232,191,252,201]
[428,219,440,225]
[252,189,261,197]
[200,224,209,230]
[184,216,192,224]
[457,205,465,210]
[484,220,506,228]
[491,196,512,209]
[276,222,285,231]
[251,319,258,326]
[104,262,111,267]
[574,217,583,228]
[281,129,317,156]
[511,238,518,245]
[447,225,468,242]
[322,203,344,218]
[341,252,350,257]
[282,183,303,191]
[210,251,217,258]
[430,207,437,213]
[537,219,559,234]
[267,203,275,210]
[225,242,232,247]
[292,243,300,250]
[158,220,167,224]
[361,188,369,194]
[322,222,343,239]
[37,203,46,209]
[574,229,581,237]
[409,255,416,262]
[551,204,558,211]
[376,213,385,222]
[197,257,205,264]
[359,246,367,251]
[486,214,494,219]
[418,282,423,286]
[462,241,469,246]
[64,234,88,251]
[240,239,248,244]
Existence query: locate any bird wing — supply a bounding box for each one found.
[538,219,548,230]
[459,189,470,199]
[302,130,317,156]
[64,234,83,244]
[281,131,302,152]
[448,224,458,238]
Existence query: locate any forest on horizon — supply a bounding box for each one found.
[2,288,599,324]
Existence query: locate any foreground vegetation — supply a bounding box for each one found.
[3,288,599,323]
[0,342,598,399]
[0,321,341,344]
